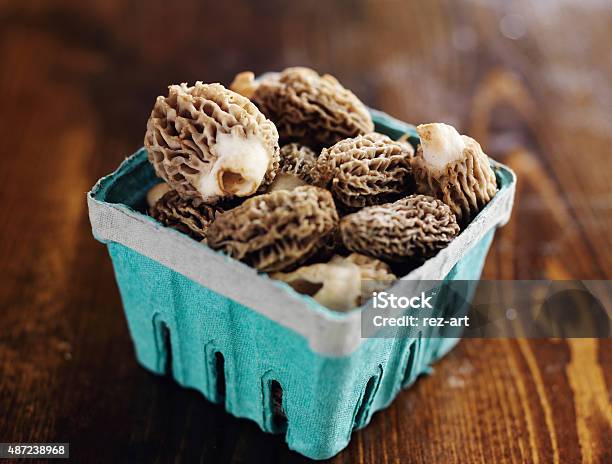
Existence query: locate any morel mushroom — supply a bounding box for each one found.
[340,194,460,262]
[311,133,414,209]
[149,189,219,241]
[344,253,398,305]
[271,253,396,311]
[412,123,497,224]
[343,253,387,275]
[268,143,317,192]
[207,186,339,272]
[232,67,374,147]
[145,82,280,205]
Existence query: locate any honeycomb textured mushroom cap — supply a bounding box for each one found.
[248,67,374,147]
[340,194,460,262]
[311,133,414,209]
[144,82,280,205]
[207,186,339,272]
[412,123,497,225]
[267,143,318,192]
[271,253,396,311]
[279,143,317,182]
[149,189,219,242]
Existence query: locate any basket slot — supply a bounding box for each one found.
[402,341,417,387]
[215,351,226,403]
[260,373,288,434]
[401,340,417,387]
[162,324,172,376]
[152,316,173,377]
[353,365,383,430]
[269,380,288,433]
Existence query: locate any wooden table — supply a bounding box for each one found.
[0,1,610,462]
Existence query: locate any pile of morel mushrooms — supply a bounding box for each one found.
[143,67,498,311]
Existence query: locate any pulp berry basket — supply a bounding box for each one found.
[88,110,516,460]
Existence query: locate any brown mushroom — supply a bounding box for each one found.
[271,253,396,311]
[267,143,318,192]
[340,194,460,262]
[207,186,339,272]
[232,67,374,147]
[149,189,220,241]
[144,82,280,205]
[412,123,497,225]
[311,133,414,209]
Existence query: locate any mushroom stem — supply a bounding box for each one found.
[416,123,466,171]
[195,132,272,198]
[146,182,171,208]
[229,71,259,99]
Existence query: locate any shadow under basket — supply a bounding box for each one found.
[87,110,516,460]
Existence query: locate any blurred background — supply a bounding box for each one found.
[0,1,610,463]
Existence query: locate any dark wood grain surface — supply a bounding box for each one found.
[0,1,610,462]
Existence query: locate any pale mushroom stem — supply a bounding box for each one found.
[146,182,171,208]
[229,71,259,99]
[196,132,272,198]
[219,171,247,195]
[416,123,466,170]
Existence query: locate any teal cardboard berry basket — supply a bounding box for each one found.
[88,110,516,460]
